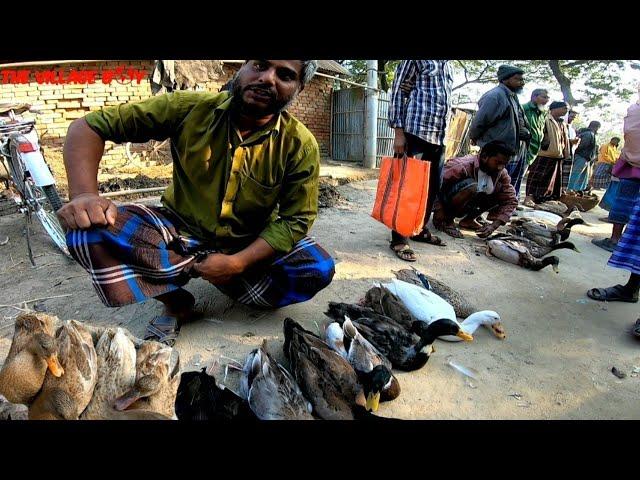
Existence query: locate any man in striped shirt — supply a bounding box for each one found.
[387,60,453,262]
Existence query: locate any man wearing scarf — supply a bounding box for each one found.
[525,101,571,203]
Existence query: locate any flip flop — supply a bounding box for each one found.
[410,229,447,247]
[144,315,180,346]
[390,243,417,262]
[586,285,639,303]
[591,237,617,253]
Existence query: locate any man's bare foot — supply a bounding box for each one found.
[435,221,464,238]
[523,196,536,207]
[458,218,484,231]
[158,288,196,322]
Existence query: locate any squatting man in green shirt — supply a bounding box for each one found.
[57,60,335,346]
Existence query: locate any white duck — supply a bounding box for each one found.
[382,279,505,342]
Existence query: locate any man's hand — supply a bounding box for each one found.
[192,253,245,285]
[476,220,503,238]
[57,193,117,230]
[393,128,407,156]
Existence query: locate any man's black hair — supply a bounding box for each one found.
[479,141,515,159]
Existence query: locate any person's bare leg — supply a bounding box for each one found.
[624,273,640,297]
[611,223,625,243]
[155,288,196,322]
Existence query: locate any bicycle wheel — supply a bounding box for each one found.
[7,136,26,195]
[8,139,69,256]
[25,182,69,256]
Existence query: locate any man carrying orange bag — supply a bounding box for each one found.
[387,60,454,262]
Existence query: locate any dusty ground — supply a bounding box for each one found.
[1,179,639,419]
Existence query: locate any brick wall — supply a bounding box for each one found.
[0,60,334,172]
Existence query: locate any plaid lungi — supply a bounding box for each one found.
[608,178,640,225]
[599,178,620,211]
[66,204,335,308]
[505,141,529,198]
[561,158,573,190]
[591,162,613,190]
[567,154,591,191]
[525,155,563,202]
[608,197,640,275]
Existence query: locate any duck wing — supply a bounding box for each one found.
[284,318,363,420]
[343,318,392,372]
[348,317,421,370]
[325,322,348,359]
[384,279,456,324]
[325,302,396,327]
[81,328,136,419]
[242,345,313,420]
[176,369,255,421]
[42,320,98,418]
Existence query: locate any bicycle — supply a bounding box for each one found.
[0,102,69,265]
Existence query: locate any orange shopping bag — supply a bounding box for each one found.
[371,155,430,237]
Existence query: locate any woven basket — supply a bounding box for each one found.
[560,192,600,212]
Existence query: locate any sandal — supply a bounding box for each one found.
[144,315,180,346]
[591,237,617,253]
[390,242,417,262]
[410,229,446,247]
[587,285,639,303]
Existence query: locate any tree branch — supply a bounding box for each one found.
[560,60,590,69]
[548,60,577,105]
[452,61,495,91]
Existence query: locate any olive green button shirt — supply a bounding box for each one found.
[84,91,320,254]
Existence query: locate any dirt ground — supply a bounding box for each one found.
[1,179,639,419]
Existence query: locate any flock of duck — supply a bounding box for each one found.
[484,208,585,273]
[0,268,506,421]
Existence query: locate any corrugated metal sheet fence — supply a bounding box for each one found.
[331,87,393,167]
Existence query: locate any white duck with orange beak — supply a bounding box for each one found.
[383,279,505,342]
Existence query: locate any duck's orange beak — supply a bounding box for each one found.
[456,331,474,342]
[47,354,64,377]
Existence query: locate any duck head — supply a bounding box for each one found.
[28,333,64,377]
[552,241,580,253]
[543,256,560,273]
[411,319,474,344]
[114,343,175,411]
[470,311,506,339]
[359,365,393,413]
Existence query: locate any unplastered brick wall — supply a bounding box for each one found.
[0,60,333,170]
[0,60,158,168]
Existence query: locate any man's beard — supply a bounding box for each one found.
[230,76,295,116]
